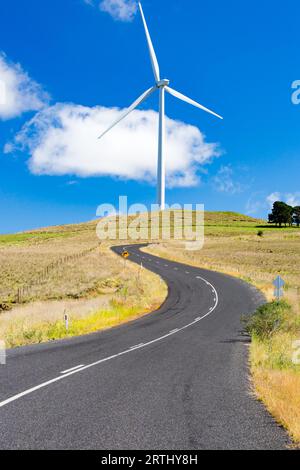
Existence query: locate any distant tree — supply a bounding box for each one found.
[293,206,300,227]
[268,201,293,227]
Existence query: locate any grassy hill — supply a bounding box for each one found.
[0,211,265,238]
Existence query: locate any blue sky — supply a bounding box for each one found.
[0,0,299,233]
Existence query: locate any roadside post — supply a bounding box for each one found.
[0,341,6,365]
[64,312,69,331]
[273,275,285,301]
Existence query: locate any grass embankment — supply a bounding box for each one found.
[2,261,166,348]
[244,301,300,443]
[0,222,167,348]
[143,211,300,444]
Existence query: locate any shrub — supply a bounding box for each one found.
[243,301,291,340]
[257,230,264,237]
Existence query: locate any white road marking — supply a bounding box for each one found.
[130,343,144,350]
[0,269,219,410]
[60,365,85,374]
[164,264,168,267]
[169,329,179,334]
[185,271,190,274]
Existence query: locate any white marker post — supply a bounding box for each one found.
[64,312,69,331]
[0,341,6,365]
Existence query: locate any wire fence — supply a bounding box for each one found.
[15,244,101,304]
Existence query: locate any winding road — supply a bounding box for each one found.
[0,245,289,450]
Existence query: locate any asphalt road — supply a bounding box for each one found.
[0,244,289,450]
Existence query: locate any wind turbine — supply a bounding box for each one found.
[98,2,223,211]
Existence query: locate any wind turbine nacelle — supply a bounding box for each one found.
[157,79,170,87]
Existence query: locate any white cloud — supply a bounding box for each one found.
[247,191,300,217]
[266,192,281,208]
[6,102,221,188]
[266,192,300,209]
[0,52,49,120]
[212,165,244,194]
[100,0,137,21]
[85,0,137,22]
[286,192,300,207]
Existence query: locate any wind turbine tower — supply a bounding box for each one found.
[98,2,223,210]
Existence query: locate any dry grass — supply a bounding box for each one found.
[1,256,167,348]
[0,230,104,302]
[144,230,300,302]
[252,368,300,444]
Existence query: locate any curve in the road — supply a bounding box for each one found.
[0,244,290,450]
[0,250,219,409]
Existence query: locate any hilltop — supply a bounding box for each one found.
[0,211,266,245]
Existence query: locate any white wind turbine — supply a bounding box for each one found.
[98,2,223,211]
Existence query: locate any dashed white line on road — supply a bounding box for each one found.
[60,365,85,374]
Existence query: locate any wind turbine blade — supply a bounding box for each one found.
[165,86,223,120]
[138,2,160,83]
[98,86,156,140]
